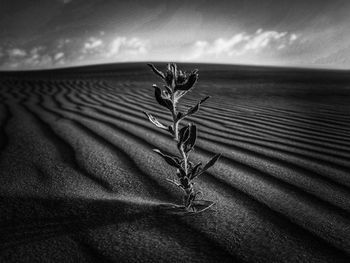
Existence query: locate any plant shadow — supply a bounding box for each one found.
[0,195,162,251]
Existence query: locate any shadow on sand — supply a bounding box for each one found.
[0,195,163,250]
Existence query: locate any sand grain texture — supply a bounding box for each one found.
[0,63,350,262]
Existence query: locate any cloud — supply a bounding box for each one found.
[1,46,66,69]
[243,30,288,51]
[8,48,27,57]
[57,38,71,49]
[54,52,65,61]
[81,36,149,57]
[290,34,298,42]
[0,35,150,69]
[83,37,103,52]
[79,36,149,62]
[187,29,299,60]
[22,47,54,68]
[108,37,148,57]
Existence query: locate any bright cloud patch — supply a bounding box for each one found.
[2,46,65,69]
[83,37,103,52]
[0,30,298,69]
[1,35,149,69]
[80,36,148,61]
[22,47,57,68]
[8,48,27,57]
[108,37,148,57]
[188,29,298,60]
[54,52,65,61]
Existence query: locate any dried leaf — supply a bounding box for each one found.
[190,153,221,179]
[186,96,210,116]
[174,70,198,91]
[153,149,182,169]
[163,85,172,95]
[147,63,165,80]
[178,124,191,149]
[189,162,202,180]
[168,63,178,79]
[165,70,175,88]
[186,103,199,116]
[202,153,221,173]
[143,111,167,130]
[184,124,197,153]
[199,96,210,104]
[153,84,173,110]
[176,70,186,84]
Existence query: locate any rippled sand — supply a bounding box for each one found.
[1,63,350,262]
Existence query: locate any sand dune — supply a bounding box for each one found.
[0,64,350,262]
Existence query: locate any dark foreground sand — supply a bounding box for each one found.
[0,63,350,262]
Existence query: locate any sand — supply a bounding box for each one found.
[0,63,350,262]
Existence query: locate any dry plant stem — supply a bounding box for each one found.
[170,103,185,169]
[171,90,191,204]
[145,63,221,211]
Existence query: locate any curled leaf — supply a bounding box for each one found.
[163,85,172,95]
[184,124,197,153]
[165,69,175,88]
[153,149,182,169]
[147,63,165,80]
[189,162,202,180]
[153,84,173,110]
[186,96,210,117]
[175,70,199,91]
[176,70,187,84]
[201,153,221,175]
[143,111,167,130]
[168,63,178,80]
[192,153,221,179]
[199,96,210,104]
[178,124,189,140]
[178,124,190,149]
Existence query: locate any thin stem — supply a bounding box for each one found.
[171,93,192,209]
[181,146,188,174]
[173,120,179,141]
[171,95,188,174]
[171,93,178,140]
[168,82,195,209]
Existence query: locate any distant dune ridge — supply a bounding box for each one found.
[0,63,350,262]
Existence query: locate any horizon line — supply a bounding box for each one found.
[1,61,349,73]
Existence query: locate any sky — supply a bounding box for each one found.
[0,0,349,70]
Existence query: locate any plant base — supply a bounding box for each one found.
[159,200,215,216]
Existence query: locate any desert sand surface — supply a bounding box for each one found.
[0,63,350,262]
